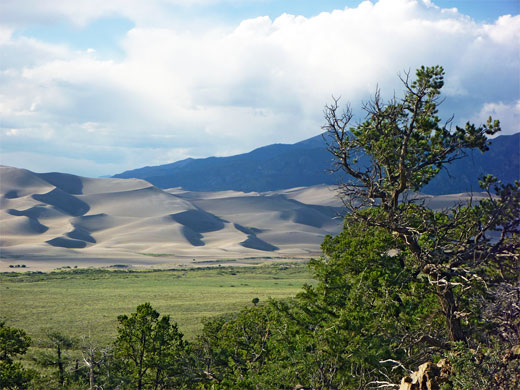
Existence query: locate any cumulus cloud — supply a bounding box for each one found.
[474,100,520,135]
[0,0,519,176]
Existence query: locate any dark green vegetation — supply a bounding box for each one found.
[2,66,519,389]
[0,320,35,389]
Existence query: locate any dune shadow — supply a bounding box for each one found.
[36,172,84,195]
[27,218,48,234]
[181,226,205,246]
[292,208,327,228]
[72,213,114,232]
[240,235,279,252]
[46,237,87,249]
[4,190,19,199]
[33,188,89,217]
[7,208,49,234]
[279,207,329,229]
[233,223,264,235]
[169,209,226,233]
[234,223,278,252]
[66,227,96,243]
[168,210,228,247]
[8,206,51,219]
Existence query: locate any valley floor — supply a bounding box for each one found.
[0,263,313,344]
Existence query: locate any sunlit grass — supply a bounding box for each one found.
[0,263,313,346]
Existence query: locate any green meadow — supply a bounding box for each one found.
[0,263,313,346]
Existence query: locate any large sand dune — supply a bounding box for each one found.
[0,166,489,271]
[0,166,345,270]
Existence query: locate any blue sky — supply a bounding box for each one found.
[0,0,519,177]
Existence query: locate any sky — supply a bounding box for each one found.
[0,0,519,177]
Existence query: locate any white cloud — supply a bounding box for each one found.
[474,100,520,136]
[0,26,12,44]
[483,14,520,44]
[0,0,519,176]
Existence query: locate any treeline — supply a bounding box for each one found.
[2,66,520,389]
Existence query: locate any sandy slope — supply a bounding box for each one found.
[0,166,488,271]
[0,166,344,270]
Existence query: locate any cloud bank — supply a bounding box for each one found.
[1,0,519,176]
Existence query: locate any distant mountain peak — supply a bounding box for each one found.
[113,132,519,195]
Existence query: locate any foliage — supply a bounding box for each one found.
[325,65,499,207]
[0,321,31,361]
[320,65,519,386]
[0,320,34,390]
[197,306,277,389]
[31,330,76,389]
[113,302,194,390]
[448,341,520,389]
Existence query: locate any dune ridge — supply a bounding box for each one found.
[1,166,483,271]
[1,166,345,270]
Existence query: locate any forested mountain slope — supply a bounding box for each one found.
[114,132,519,194]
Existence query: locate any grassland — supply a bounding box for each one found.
[0,263,313,347]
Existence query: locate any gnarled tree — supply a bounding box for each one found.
[323,66,519,348]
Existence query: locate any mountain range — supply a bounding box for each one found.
[113,132,520,195]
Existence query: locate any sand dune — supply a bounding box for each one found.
[1,166,345,270]
[169,209,226,233]
[268,185,343,207]
[0,166,491,271]
[82,177,152,195]
[66,227,96,243]
[83,186,194,217]
[71,213,121,232]
[1,166,55,196]
[1,213,49,236]
[33,188,90,217]
[166,188,260,200]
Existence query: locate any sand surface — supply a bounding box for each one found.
[1,166,344,271]
[0,166,490,272]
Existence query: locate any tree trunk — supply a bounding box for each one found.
[57,344,64,388]
[89,365,94,390]
[438,287,465,343]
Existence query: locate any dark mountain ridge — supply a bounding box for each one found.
[114,132,520,195]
